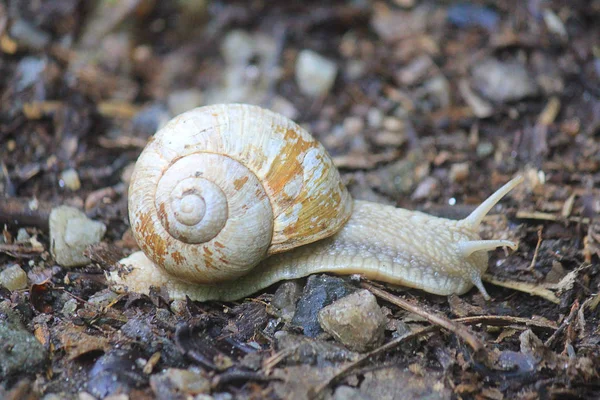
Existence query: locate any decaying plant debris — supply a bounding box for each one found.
[1,1,599,399]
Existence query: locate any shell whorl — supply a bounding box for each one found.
[128,104,353,284]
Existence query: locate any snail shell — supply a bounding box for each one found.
[128,104,353,284]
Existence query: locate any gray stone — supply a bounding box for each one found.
[150,368,210,398]
[476,141,494,158]
[472,58,538,103]
[359,367,451,399]
[49,206,107,267]
[15,56,46,91]
[221,30,255,65]
[16,228,31,242]
[61,298,79,316]
[334,385,370,400]
[274,331,358,365]
[270,281,303,322]
[318,289,387,352]
[0,302,47,379]
[10,20,51,51]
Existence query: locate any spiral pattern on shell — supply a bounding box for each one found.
[128,104,353,284]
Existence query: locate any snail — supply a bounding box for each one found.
[111,103,522,302]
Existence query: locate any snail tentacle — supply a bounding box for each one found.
[457,240,517,258]
[462,175,524,228]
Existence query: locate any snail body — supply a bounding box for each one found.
[113,104,521,301]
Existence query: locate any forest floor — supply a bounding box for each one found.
[0,1,599,399]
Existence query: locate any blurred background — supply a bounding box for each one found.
[1,1,599,216]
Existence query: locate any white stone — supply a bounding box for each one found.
[16,228,31,242]
[221,30,255,65]
[49,206,106,267]
[295,50,338,97]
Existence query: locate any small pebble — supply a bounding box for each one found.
[447,3,499,31]
[472,58,538,103]
[170,299,188,316]
[367,108,384,128]
[132,103,170,136]
[49,206,107,267]
[420,75,451,109]
[459,78,493,118]
[396,55,433,85]
[60,168,81,191]
[542,9,567,39]
[295,50,338,97]
[61,298,79,316]
[213,393,233,400]
[346,59,366,79]
[270,95,299,120]
[104,394,129,400]
[221,30,255,65]
[86,348,146,398]
[343,116,365,137]
[42,394,66,400]
[77,392,96,400]
[333,385,368,400]
[0,303,47,379]
[270,281,303,322]
[412,176,439,200]
[318,289,387,352]
[373,130,406,147]
[9,19,51,51]
[88,289,120,307]
[476,141,494,158]
[16,228,31,242]
[382,117,404,132]
[150,368,210,397]
[0,264,28,291]
[15,56,46,91]
[449,163,470,183]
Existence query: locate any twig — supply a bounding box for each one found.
[360,281,485,352]
[455,315,557,331]
[0,243,45,257]
[516,211,590,225]
[545,299,580,348]
[482,274,560,304]
[310,325,438,399]
[528,225,544,271]
[263,346,299,375]
[310,312,558,398]
[0,197,53,230]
